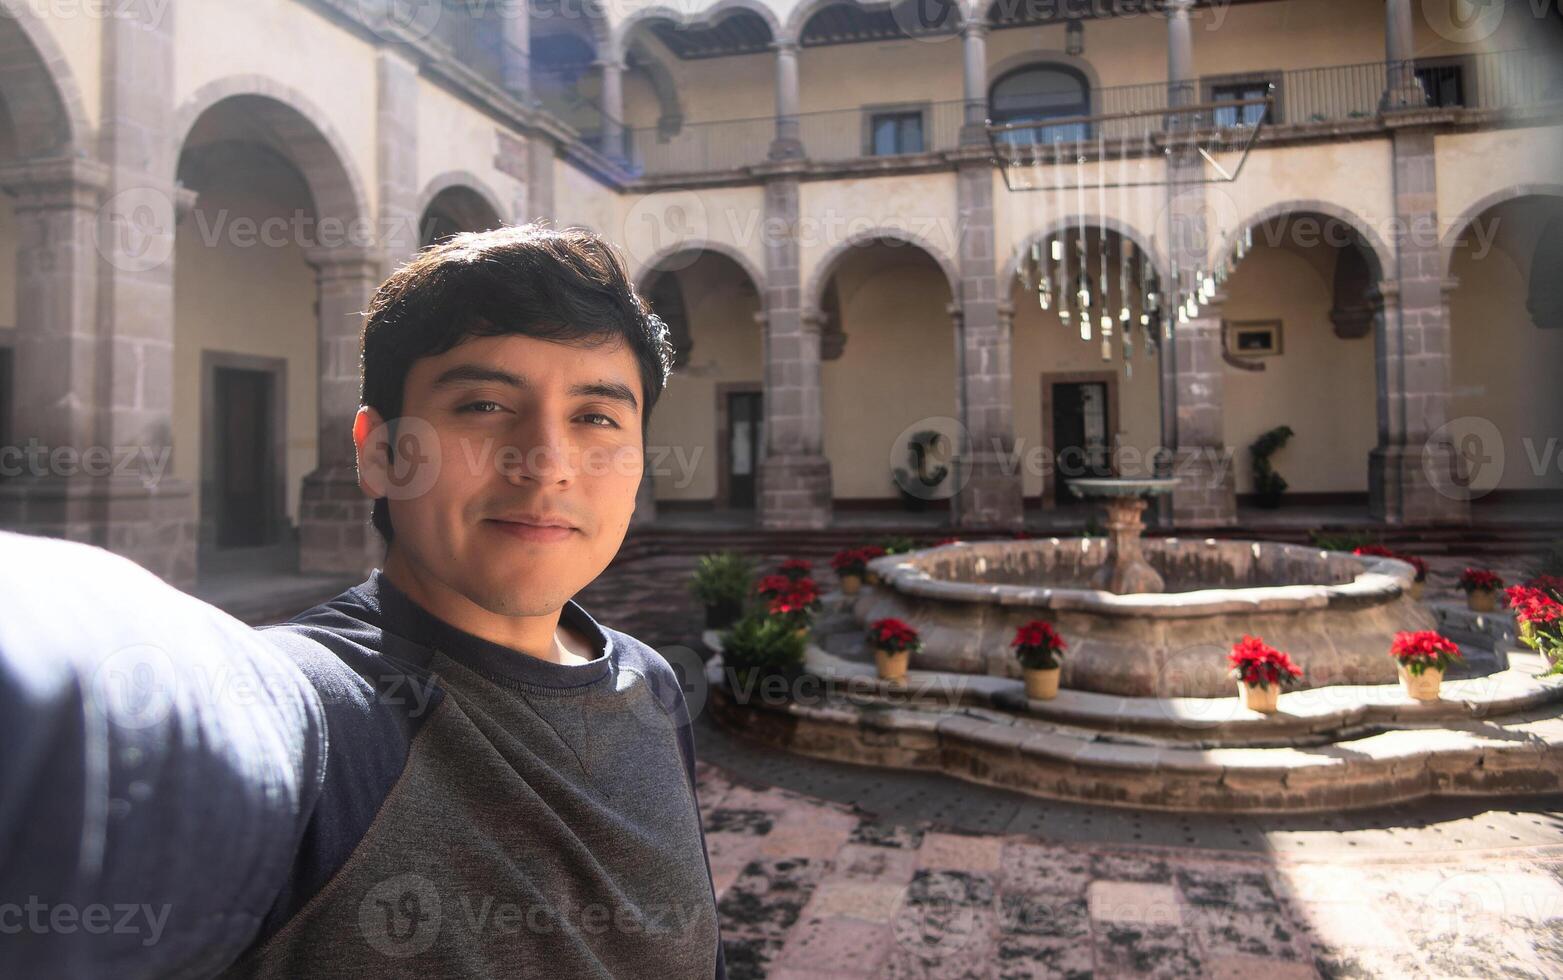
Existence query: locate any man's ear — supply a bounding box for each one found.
[354,406,391,502]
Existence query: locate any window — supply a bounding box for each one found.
[1415,63,1465,107]
[1211,80,1272,127]
[869,111,924,156]
[989,64,1091,145]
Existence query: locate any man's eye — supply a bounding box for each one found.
[580,413,620,429]
[458,401,504,414]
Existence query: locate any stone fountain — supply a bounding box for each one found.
[853,510,1441,697]
[1067,477,1179,594]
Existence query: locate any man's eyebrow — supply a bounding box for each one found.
[430,364,639,413]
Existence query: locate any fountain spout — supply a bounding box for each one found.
[1067,478,1180,594]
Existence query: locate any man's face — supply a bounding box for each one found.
[356,333,645,617]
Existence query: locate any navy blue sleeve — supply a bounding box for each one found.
[0,531,327,979]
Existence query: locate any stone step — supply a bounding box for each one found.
[702,651,1563,814]
[702,626,1562,748]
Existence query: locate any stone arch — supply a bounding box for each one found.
[784,0,966,45]
[985,49,1104,117]
[625,40,684,135]
[611,0,782,60]
[633,240,765,295]
[0,0,91,157]
[1217,199,1394,285]
[805,228,961,314]
[1439,183,1563,280]
[1003,215,1170,289]
[415,170,509,233]
[173,76,370,231]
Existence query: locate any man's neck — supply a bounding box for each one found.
[381,549,593,666]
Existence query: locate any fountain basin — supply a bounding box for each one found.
[857,538,1438,697]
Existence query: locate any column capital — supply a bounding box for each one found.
[1166,0,1194,13]
[945,300,963,325]
[1439,275,1461,297]
[304,243,386,278]
[960,19,989,40]
[996,299,1015,328]
[0,155,111,210]
[770,38,800,55]
[593,58,626,73]
[752,310,770,328]
[799,307,826,334]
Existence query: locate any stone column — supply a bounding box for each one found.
[597,58,625,161]
[1167,0,1196,109]
[953,156,1023,527]
[757,170,832,529]
[90,1,196,584]
[771,39,803,160]
[526,136,556,222]
[298,246,386,574]
[960,19,989,142]
[1369,119,1469,524]
[1163,0,1236,527]
[1381,0,1426,110]
[378,50,421,268]
[499,0,531,100]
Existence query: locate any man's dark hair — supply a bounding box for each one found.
[359,223,673,543]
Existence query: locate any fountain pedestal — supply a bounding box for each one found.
[1068,478,1180,595]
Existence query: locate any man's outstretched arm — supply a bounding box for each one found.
[0,531,327,979]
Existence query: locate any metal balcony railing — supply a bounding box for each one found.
[540,48,1562,179]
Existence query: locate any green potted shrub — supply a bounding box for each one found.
[1012,620,1068,700]
[689,552,755,630]
[1249,425,1294,509]
[719,612,808,696]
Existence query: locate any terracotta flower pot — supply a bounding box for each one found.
[1467,589,1496,613]
[1399,664,1444,701]
[794,625,809,640]
[1024,666,1061,700]
[1238,681,1280,714]
[865,570,881,586]
[841,574,862,595]
[875,647,909,683]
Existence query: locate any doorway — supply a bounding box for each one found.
[721,388,764,509]
[200,353,288,565]
[1045,374,1117,506]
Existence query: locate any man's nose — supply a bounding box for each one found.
[501,417,575,484]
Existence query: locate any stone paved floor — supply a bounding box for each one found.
[695,762,1563,979]
[575,549,1563,979]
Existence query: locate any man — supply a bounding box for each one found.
[0,225,727,978]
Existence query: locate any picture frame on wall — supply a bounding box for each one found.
[1225,319,1283,357]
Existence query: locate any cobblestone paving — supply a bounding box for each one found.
[696,764,1563,980]
[579,548,1563,978]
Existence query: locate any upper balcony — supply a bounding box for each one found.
[611,47,1561,184]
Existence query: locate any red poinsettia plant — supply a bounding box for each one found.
[831,547,872,577]
[1354,545,1427,582]
[1458,568,1504,593]
[1505,584,1563,673]
[934,537,962,546]
[868,618,922,655]
[755,574,793,599]
[1389,630,1463,676]
[778,558,814,581]
[766,577,822,628]
[1227,635,1304,690]
[1011,620,1068,671]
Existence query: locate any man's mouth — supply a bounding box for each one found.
[484,515,580,542]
